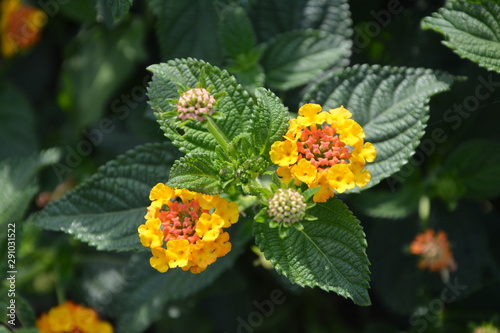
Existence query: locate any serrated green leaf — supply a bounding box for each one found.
[251,88,289,158]
[167,153,222,194]
[0,150,60,235]
[261,29,350,91]
[442,139,500,200]
[112,221,252,333]
[59,19,146,131]
[251,0,352,43]
[147,59,253,155]
[107,0,133,21]
[0,84,37,160]
[422,0,500,73]
[254,198,371,306]
[219,5,256,58]
[33,142,181,251]
[302,64,457,190]
[149,0,226,64]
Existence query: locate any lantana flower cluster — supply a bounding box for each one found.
[410,228,457,276]
[0,0,46,58]
[176,87,216,122]
[35,301,113,333]
[270,104,376,202]
[138,183,239,273]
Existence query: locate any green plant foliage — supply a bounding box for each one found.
[422,0,500,73]
[147,58,253,155]
[250,0,352,43]
[149,0,226,64]
[440,139,500,201]
[167,153,223,194]
[0,150,60,234]
[254,198,371,306]
[0,84,37,160]
[58,19,146,131]
[251,88,290,158]
[33,142,181,251]
[219,5,257,59]
[261,30,350,90]
[107,0,133,21]
[302,65,457,190]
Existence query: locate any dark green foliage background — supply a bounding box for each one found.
[1,0,500,332]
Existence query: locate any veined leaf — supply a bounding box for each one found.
[422,0,500,73]
[254,199,371,306]
[302,64,457,190]
[107,0,133,21]
[0,150,60,234]
[33,142,181,252]
[261,29,350,91]
[251,88,290,158]
[219,5,257,59]
[167,153,222,194]
[148,59,253,155]
[251,0,352,43]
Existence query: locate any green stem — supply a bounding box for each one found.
[206,118,230,155]
[419,195,431,228]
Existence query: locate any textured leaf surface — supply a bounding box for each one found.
[148,59,253,155]
[167,153,222,194]
[422,0,500,73]
[254,199,371,306]
[302,65,457,189]
[33,143,181,251]
[251,88,290,157]
[219,5,256,58]
[251,0,352,43]
[107,0,133,20]
[149,0,226,64]
[112,221,252,333]
[0,84,37,160]
[0,150,60,234]
[261,30,350,90]
[443,139,500,200]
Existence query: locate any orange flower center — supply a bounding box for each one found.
[296,125,351,170]
[159,199,207,243]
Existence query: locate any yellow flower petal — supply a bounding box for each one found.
[270,139,298,166]
[327,164,356,193]
[149,183,174,201]
[166,239,190,268]
[195,213,224,241]
[291,158,317,185]
[138,218,163,248]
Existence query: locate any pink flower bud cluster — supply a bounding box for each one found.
[176,88,216,122]
[268,189,306,225]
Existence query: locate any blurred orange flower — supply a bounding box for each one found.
[410,228,457,275]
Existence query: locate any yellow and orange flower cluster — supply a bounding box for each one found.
[410,228,457,273]
[36,301,113,333]
[138,183,239,273]
[0,0,46,58]
[270,104,376,202]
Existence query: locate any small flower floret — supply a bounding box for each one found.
[176,88,216,122]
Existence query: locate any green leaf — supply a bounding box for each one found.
[219,5,256,58]
[112,221,252,333]
[254,198,371,306]
[0,84,37,160]
[421,0,500,73]
[147,59,253,155]
[442,139,500,200]
[0,150,60,235]
[250,0,352,43]
[58,19,146,131]
[149,0,226,64]
[261,29,350,91]
[251,88,290,158]
[107,0,133,21]
[167,153,222,194]
[302,64,457,190]
[33,142,181,252]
